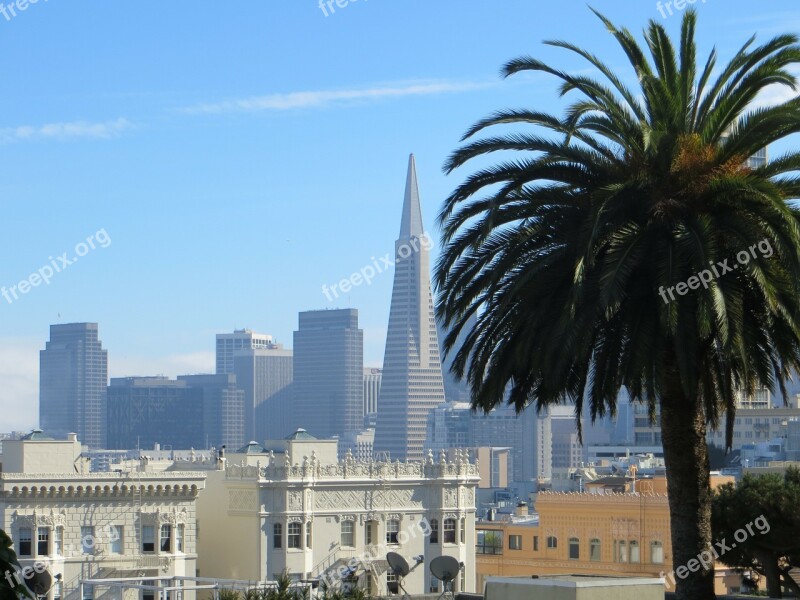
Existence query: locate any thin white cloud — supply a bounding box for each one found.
[752,66,800,109]
[0,117,133,144]
[0,339,215,435]
[182,80,494,115]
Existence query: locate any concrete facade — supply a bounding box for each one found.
[197,435,479,597]
[0,434,206,600]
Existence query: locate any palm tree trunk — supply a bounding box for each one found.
[757,550,783,598]
[661,383,716,600]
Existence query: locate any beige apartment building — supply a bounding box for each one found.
[476,476,739,596]
[0,431,206,600]
[197,431,480,596]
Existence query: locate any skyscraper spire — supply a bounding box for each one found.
[374,155,446,461]
[399,154,424,238]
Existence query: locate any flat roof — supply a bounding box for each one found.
[486,575,665,588]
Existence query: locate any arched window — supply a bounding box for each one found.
[616,540,627,563]
[569,537,580,560]
[429,519,439,544]
[629,540,640,563]
[651,540,664,564]
[590,538,601,562]
[546,536,558,549]
[273,523,282,549]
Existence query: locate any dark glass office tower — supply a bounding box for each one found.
[40,323,108,447]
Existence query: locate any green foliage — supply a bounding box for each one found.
[435,7,800,599]
[218,590,241,600]
[713,468,800,597]
[0,530,34,600]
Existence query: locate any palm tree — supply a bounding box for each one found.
[435,9,800,600]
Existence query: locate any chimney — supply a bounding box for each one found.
[515,502,528,517]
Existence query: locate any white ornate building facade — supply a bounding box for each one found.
[0,432,206,600]
[197,432,479,596]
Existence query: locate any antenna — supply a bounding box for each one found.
[386,552,411,599]
[430,556,462,600]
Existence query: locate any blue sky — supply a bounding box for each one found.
[1,1,799,429]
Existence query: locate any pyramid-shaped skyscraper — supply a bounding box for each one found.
[374,155,446,461]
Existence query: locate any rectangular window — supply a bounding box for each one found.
[341,521,354,547]
[142,525,155,553]
[429,520,439,544]
[386,520,400,545]
[386,572,398,595]
[288,523,302,549]
[365,521,376,546]
[53,581,62,600]
[18,527,32,557]
[509,535,522,550]
[53,528,63,556]
[160,525,172,552]
[443,519,456,544]
[142,581,155,600]
[533,536,539,551]
[430,577,440,594]
[37,527,49,556]
[81,526,94,555]
[175,524,184,553]
[306,523,312,549]
[460,518,466,544]
[82,585,93,600]
[273,524,282,549]
[476,530,503,555]
[109,526,123,554]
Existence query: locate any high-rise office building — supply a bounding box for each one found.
[426,402,544,483]
[363,368,382,421]
[233,345,294,442]
[40,322,108,447]
[178,374,246,449]
[107,377,204,450]
[107,375,246,450]
[216,329,274,375]
[293,309,363,440]
[374,155,446,461]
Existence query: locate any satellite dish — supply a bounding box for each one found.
[386,552,411,598]
[430,556,462,600]
[387,552,410,577]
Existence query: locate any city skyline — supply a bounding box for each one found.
[2,2,797,431]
